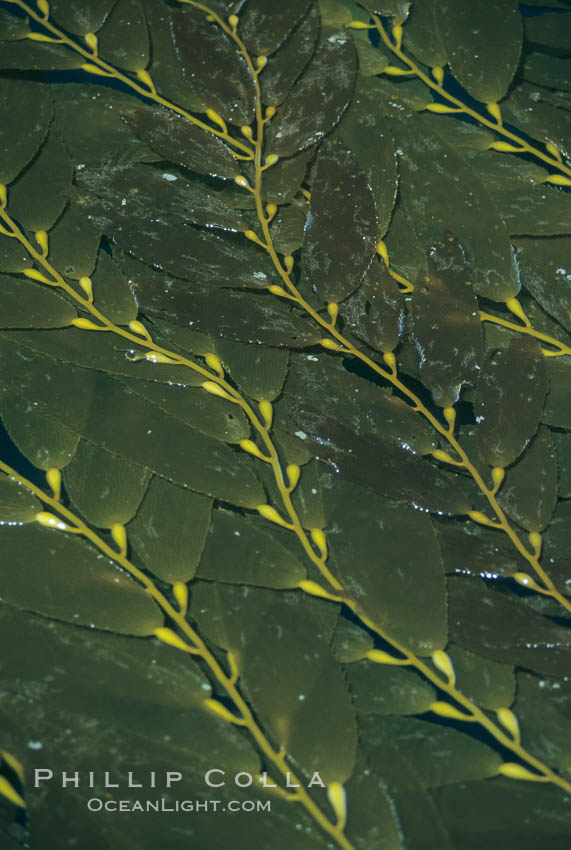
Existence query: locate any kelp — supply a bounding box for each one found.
[0,1,570,849]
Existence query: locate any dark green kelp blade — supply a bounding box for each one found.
[497,426,558,533]
[346,661,435,715]
[261,3,320,106]
[72,173,274,286]
[141,0,207,114]
[514,671,571,771]
[239,0,312,57]
[322,475,447,654]
[196,508,306,588]
[336,75,398,240]
[124,106,240,179]
[446,644,515,711]
[362,713,502,789]
[0,476,42,522]
[0,524,163,635]
[8,126,73,231]
[128,475,212,583]
[0,79,51,183]
[475,337,548,468]
[266,33,357,156]
[54,85,156,168]
[262,147,314,203]
[0,391,80,471]
[430,0,523,103]
[50,0,114,35]
[0,276,76,329]
[396,114,520,301]
[170,4,256,126]
[0,340,265,509]
[48,201,102,280]
[75,162,247,232]
[411,234,482,407]
[284,351,437,454]
[135,277,319,347]
[467,153,571,238]
[502,82,571,162]
[63,439,151,528]
[213,337,289,400]
[341,261,404,354]
[515,237,571,332]
[436,778,571,850]
[289,405,471,515]
[448,576,571,678]
[96,0,149,73]
[302,139,378,303]
[191,582,357,785]
[333,615,374,663]
[270,203,308,254]
[115,374,250,442]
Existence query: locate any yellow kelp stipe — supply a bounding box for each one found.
[505,297,530,326]
[71,318,105,331]
[298,580,342,603]
[543,174,571,187]
[22,268,54,284]
[0,750,24,783]
[528,532,542,557]
[80,63,114,77]
[366,649,410,666]
[0,776,25,809]
[79,276,93,302]
[491,467,505,492]
[111,523,127,555]
[172,582,189,616]
[128,319,151,339]
[46,468,61,501]
[468,510,501,528]
[432,449,461,465]
[142,351,179,364]
[153,627,195,654]
[205,353,224,377]
[240,439,271,462]
[327,303,339,326]
[429,701,474,721]
[136,70,156,92]
[37,0,50,20]
[486,102,502,125]
[206,108,227,133]
[431,649,456,686]
[319,339,342,351]
[257,504,293,528]
[512,572,541,591]
[327,782,347,830]
[35,230,49,256]
[84,32,98,54]
[488,141,526,153]
[310,528,327,560]
[424,103,463,114]
[286,464,301,492]
[35,511,69,531]
[258,399,273,429]
[497,763,547,782]
[203,699,246,725]
[496,707,520,743]
[202,381,236,402]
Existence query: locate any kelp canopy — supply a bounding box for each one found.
[0,0,570,848]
